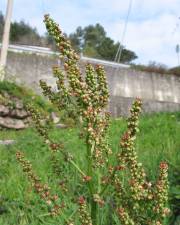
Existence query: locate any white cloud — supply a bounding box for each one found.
[81,0,180,20]
[105,13,180,67]
[133,0,180,15]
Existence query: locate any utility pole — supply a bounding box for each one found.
[0,0,13,81]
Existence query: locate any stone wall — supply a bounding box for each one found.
[0,92,29,129]
[5,51,180,116]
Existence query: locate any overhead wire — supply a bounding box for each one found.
[114,0,133,64]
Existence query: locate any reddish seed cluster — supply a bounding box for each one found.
[85,112,111,167]
[26,105,70,180]
[153,162,169,223]
[83,175,92,182]
[27,104,69,183]
[117,208,135,225]
[108,99,170,224]
[113,174,125,199]
[93,194,105,207]
[16,151,62,216]
[49,142,62,152]
[78,196,92,225]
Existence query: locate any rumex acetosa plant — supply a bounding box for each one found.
[16,15,169,225]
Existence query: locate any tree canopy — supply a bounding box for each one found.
[0,11,46,46]
[0,11,137,63]
[69,23,137,63]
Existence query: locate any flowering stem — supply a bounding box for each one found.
[100,170,116,196]
[86,136,99,224]
[69,159,86,177]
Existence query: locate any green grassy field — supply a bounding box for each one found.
[0,112,180,224]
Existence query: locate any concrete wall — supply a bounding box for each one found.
[104,66,180,116]
[5,52,180,116]
[6,52,58,93]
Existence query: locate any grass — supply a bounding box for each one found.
[0,111,180,224]
[0,80,56,114]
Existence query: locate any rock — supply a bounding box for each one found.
[3,92,10,99]
[0,117,26,129]
[0,93,30,129]
[56,123,68,129]
[15,100,24,109]
[24,117,32,124]
[0,94,7,104]
[0,105,9,116]
[0,140,15,145]
[10,109,28,119]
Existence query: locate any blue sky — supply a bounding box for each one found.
[1,0,180,67]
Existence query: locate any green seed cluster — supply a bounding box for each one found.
[44,14,88,111]
[40,66,70,111]
[44,15,79,63]
[95,65,109,108]
[118,99,146,200]
[26,104,49,141]
[44,14,110,168]
[39,80,61,110]
[53,66,69,105]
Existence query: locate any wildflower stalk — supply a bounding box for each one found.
[43,14,110,224]
[16,14,170,225]
[153,162,169,225]
[16,151,63,217]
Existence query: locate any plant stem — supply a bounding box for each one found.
[91,200,98,225]
[54,144,87,177]
[69,159,86,177]
[86,135,99,224]
[100,169,116,196]
[86,136,94,194]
